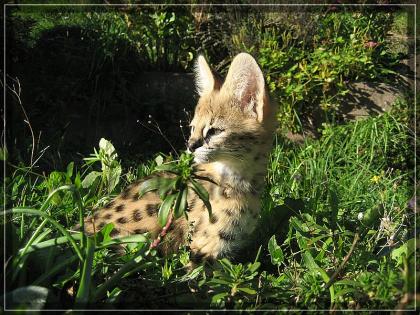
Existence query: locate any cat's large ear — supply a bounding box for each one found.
[194,55,218,96]
[222,53,268,122]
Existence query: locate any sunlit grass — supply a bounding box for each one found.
[3,99,415,310]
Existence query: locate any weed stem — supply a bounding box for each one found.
[325,232,360,290]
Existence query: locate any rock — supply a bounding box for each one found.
[339,81,402,120]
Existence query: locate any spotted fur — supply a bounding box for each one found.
[81,53,277,265]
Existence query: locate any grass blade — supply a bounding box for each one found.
[99,234,148,249]
[11,219,50,282]
[302,251,335,304]
[18,233,84,255]
[75,237,95,307]
[19,234,147,257]
[37,185,86,250]
[9,208,83,261]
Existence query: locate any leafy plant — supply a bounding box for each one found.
[231,9,399,131]
[138,151,212,227]
[4,105,413,310]
[208,258,261,309]
[6,186,149,303]
[12,5,196,72]
[82,138,122,195]
[268,235,284,266]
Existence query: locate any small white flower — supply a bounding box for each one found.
[357,212,364,221]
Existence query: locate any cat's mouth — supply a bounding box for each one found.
[193,147,244,165]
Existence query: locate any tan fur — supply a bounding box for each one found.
[81,53,277,264]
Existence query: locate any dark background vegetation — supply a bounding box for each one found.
[5,1,416,169]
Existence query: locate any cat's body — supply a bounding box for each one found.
[82,53,277,263]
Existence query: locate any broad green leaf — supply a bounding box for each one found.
[302,251,319,271]
[106,164,121,193]
[158,178,177,199]
[254,245,262,264]
[100,223,115,241]
[268,235,284,265]
[174,187,188,219]
[158,194,177,227]
[211,292,228,304]
[154,163,178,173]
[218,258,234,271]
[361,206,380,226]
[190,179,212,216]
[173,191,182,220]
[139,177,171,198]
[335,288,357,298]
[66,161,74,179]
[391,238,416,266]
[290,216,310,234]
[302,252,330,283]
[302,251,335,302]
[18,231,146,254]
[176,265,204,283]
[81,171,101,189]
[174,177,182,190]
[99,138,117,158]
[209,278,231,285]
[237,287,257,295]
[32,228,52,245]
[296,231,308,250]
[154,155,164,166]
[248,261,261,273]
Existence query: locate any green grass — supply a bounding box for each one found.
[391,9,415,37]
[3,100,416,310]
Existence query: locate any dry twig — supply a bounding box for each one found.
[6,76,36,167]
[325,232,360,290]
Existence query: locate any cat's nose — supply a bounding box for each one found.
[188,138,203,152]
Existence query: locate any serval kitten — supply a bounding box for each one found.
[81,53,277,264]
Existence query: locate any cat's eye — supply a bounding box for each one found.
[205,127,223,140]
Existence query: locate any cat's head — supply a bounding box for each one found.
[188,53,276,165]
